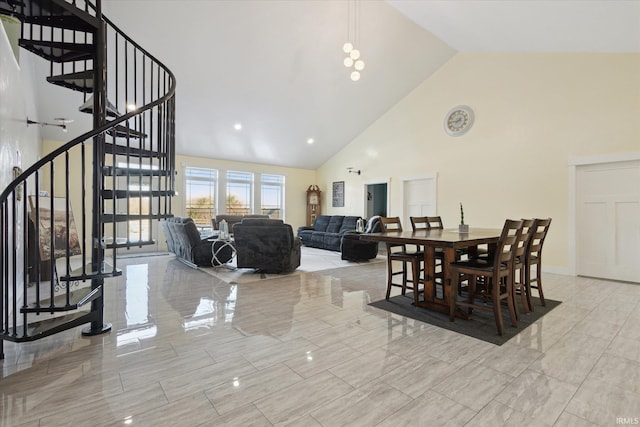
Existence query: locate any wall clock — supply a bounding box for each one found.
[444,105,474,137]
[306,185,321,226]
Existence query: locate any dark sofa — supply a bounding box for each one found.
[232,218,301,273]
[297,215,381,260]
[160,217,232,268]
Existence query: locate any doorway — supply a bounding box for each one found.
[365,183,387,219]
[402,174,437,228]
[573,155,639,283]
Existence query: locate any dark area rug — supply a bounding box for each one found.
[369,294,561,346]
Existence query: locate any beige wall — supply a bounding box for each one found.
[317,53,640,273]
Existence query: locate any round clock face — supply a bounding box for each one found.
[444,105,474,136]
[309,194,318,205]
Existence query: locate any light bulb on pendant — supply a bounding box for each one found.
[344,57,354,67]
[349,49,360,60]
[342,42,353,53]
[350,71,361,81]
[354,60,365,71]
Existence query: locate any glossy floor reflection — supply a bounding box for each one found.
[1,254,639,426]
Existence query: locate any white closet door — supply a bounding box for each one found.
[576,160,640,283]
[403,176,436,229]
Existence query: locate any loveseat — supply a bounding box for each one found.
[160,217,232,268]
[340,216,382,260]
[212,214,269,231]
[297,215,380,260]
[232,218,301,273]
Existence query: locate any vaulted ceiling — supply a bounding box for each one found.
[30,0,640,169]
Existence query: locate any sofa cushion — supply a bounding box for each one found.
[312,215,331,232]
[338,216,360,234]
[326,216,345,233]
[322,232,342,251]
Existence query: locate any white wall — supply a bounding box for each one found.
[317,53,640,274]
[0,18,43,320]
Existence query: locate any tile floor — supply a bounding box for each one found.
[1,254,639,426]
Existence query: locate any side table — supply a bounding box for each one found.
[211,238,237,269]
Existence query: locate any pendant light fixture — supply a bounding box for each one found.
[343,0,365,81]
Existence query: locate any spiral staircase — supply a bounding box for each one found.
[0,0,176,359]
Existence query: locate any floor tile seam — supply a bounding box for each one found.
[583,352,640,397]
[526,351,600,389]
[254,370,355,425]
[117,349,217,380]
[460,393,525,427]
[562,376,640,424]
[512,368,597,425]
[307,378,413,425]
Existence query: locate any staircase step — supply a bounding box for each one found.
[102,213,172,223]
[104,143,166,158]
[19,39,94,62]
[0,1,23,16]
[20,286,101,313]
[58,261,123,282]
[106,124,147,139]
[79,95,121,118]
[15,0,100,32]
[47,69,93,93]
[3,311,94,342]
[101,189,175,199]
[103,238,157,249]
[103,166,173,177]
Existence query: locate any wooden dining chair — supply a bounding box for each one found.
[525,218,552,310]
[512,219,536,320]
[449,219,524,336]
[380,217,423,303]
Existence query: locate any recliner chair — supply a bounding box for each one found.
[232,218,301,273]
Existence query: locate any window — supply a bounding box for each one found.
[226,171,252,214]
[185,167,217,232]
[261,174,284,219]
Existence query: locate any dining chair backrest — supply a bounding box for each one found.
[528,218,552,258]
[380,217,406,252]
[493,219,524,269]
[410,216,429,231]
[515,219,536,259]
[426,216,444,230]
[380,216,403,233]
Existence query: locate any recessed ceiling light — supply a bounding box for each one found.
[126,103,137,112]
[307,138,314,144]
[234,123,242,131]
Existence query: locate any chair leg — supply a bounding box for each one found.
[401,262,408,295]
[519,265,530,314]
[411,259,420,306]
[536,262,546,306]
[524,262,534,312]
[492,279,504,336]
[505,276,517,328]
[449,275,458,321]
[385,258,393,300]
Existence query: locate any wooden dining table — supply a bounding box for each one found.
[361,228,502,318]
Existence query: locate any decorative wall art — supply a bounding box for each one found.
[28,196,82,261]
[332,181,344,207]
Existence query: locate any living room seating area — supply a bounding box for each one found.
[297,215,381,261]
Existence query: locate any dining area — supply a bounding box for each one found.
[360,216,552,337]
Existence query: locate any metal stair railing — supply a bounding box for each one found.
[0,0,176,358]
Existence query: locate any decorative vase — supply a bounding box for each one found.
[458,224,469,233]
